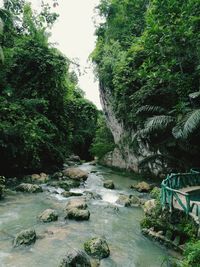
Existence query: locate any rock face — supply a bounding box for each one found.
[103,180,115,189]
[84,237,110,259]
[38,209,58,223]
[99,88,168,176]
[131,181,152,192]
[13,228,36,247]
[63,168,88,181]
[59,250,91,267]
[66,208,90,221]
[16,183,43,193]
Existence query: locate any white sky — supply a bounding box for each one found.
[0,0,102,109]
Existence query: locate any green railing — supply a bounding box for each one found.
[161,169,200,221]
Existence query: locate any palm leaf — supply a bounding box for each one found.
[182,109,200,138]
[136,105,165,116]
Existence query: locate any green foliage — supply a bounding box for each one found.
[90,113,115,159]
[181,240,200,267]
[93,0,200,169]
[0,2,98,176]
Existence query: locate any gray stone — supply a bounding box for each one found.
[103,180,115,189]
[38,209,58,223]
[65,198,87,210]
[65,208,90,221]
[84,237,110,259]
[59,249,91,267]
[16,183,43,193]
[61,191,83,198]
[63,168,88,181]
[13,228,36,247]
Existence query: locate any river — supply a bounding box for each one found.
[0,163,170,267]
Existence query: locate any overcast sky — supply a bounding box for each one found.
[0,0,102,109]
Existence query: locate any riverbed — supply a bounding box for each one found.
[0,163,170,267]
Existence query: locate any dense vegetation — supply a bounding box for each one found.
[92,0,200,170]
[0,0,98,176]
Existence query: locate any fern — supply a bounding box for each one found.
[136,105,165,116]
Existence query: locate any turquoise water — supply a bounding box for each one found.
[0,163,169,267]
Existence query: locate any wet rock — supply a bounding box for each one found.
[131,181,152,192]
[65,198,87,210]
[65,208,90,221]
[51,172,63,180]
[84,237,110,259]
[143,199,156,214]
[61,191,83,198]
[63,168,88,181]
[116,194,140,207]
[58,180,81,191]
[38,209,58,223]
[31,173,49,183]
[84,191,102,200]
[13,228,36,247]
[0,176,5,198]
[16,183,43,193]
[59,249,91,267]
[103,180,115,189]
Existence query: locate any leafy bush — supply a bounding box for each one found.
[181,240,200,267]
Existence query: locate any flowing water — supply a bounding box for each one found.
[0,163,170,267]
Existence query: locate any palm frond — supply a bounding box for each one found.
[136,105,165,116]
[138,115,175,137]
[182,109,200,138]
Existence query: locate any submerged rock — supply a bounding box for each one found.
[84,237,110,259]
[103,180,115,189]
[16,183,43,193]
[65,198,87,210]
[131,181,152,192]
[65,208,90,221]
[63,168,88,181]
[61,191,83,198]
[59,249,91,267]
[13,228,36,247]
[38,209,58,223]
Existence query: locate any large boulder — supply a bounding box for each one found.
[59,249,91,267]
[16,183,43,193]
[65,198,87,210]
[63,168,88,181]
[131,181,152,192]
[65,208,90,221]
[38,209,58,223]
[13,228,36,247]
[103,180,115,189]
[84,237,110,259]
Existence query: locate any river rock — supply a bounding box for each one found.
[13,228,36,247]
[61,191,83,198]
[58,180,81,190]
[65,198,87,210]
[31,173,49,183]
[16,183,43,193]
[131,181,152,192]
[84,191,102,200]
[103,180,115,189]
[38,209,58,223]
[116,194,140,207]
[84,237,110,259]
[59,249,91,267]
[63,168,88,181]
[65,208,90,221]
[143,199,157,214]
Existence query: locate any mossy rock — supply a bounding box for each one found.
[84,237,110,259]
[13,228,36,247]
[59,249,91,267]
[38,209,58,223]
